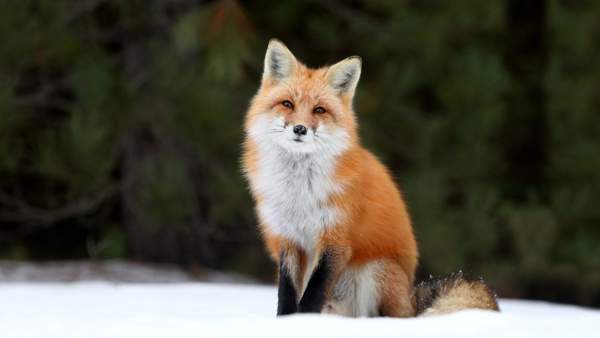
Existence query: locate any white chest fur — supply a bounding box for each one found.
[252,144,345,251]
[247,116,350,251]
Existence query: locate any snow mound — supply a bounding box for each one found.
[0,260,256,284]
[1,282,597,338]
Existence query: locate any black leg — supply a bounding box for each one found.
[277,257,298,316]
[298,250,331,313]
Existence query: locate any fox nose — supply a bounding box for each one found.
[293,125,308,136]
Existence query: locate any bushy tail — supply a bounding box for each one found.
[412,271,499,316]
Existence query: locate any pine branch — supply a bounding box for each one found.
[0,185,119,226]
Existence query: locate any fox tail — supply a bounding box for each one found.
[412,271,500,316]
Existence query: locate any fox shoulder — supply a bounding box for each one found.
[412,271,499,316]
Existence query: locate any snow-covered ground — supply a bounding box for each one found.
[1,282,598,338]
[0,260,256,284]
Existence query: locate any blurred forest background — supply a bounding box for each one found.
[0,0,599,307]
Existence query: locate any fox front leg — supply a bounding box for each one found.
[277,253,298,316]
[298,249,335,313]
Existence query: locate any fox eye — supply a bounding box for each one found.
[281,100,294,109]
[313,106,326,114]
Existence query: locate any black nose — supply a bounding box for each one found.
[293,125,307,136]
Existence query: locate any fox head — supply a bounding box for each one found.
[245,39,361,154]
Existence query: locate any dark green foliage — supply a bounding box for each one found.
[0,0,598,306]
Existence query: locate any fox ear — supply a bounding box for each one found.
[263,39,297,83]
[326,56,362,98]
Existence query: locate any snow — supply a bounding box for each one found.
[1,282,598,338]
[0,260,256,284]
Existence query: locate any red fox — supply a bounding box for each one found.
[242,39,499,317]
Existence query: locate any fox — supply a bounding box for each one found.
[242,39,499,317]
